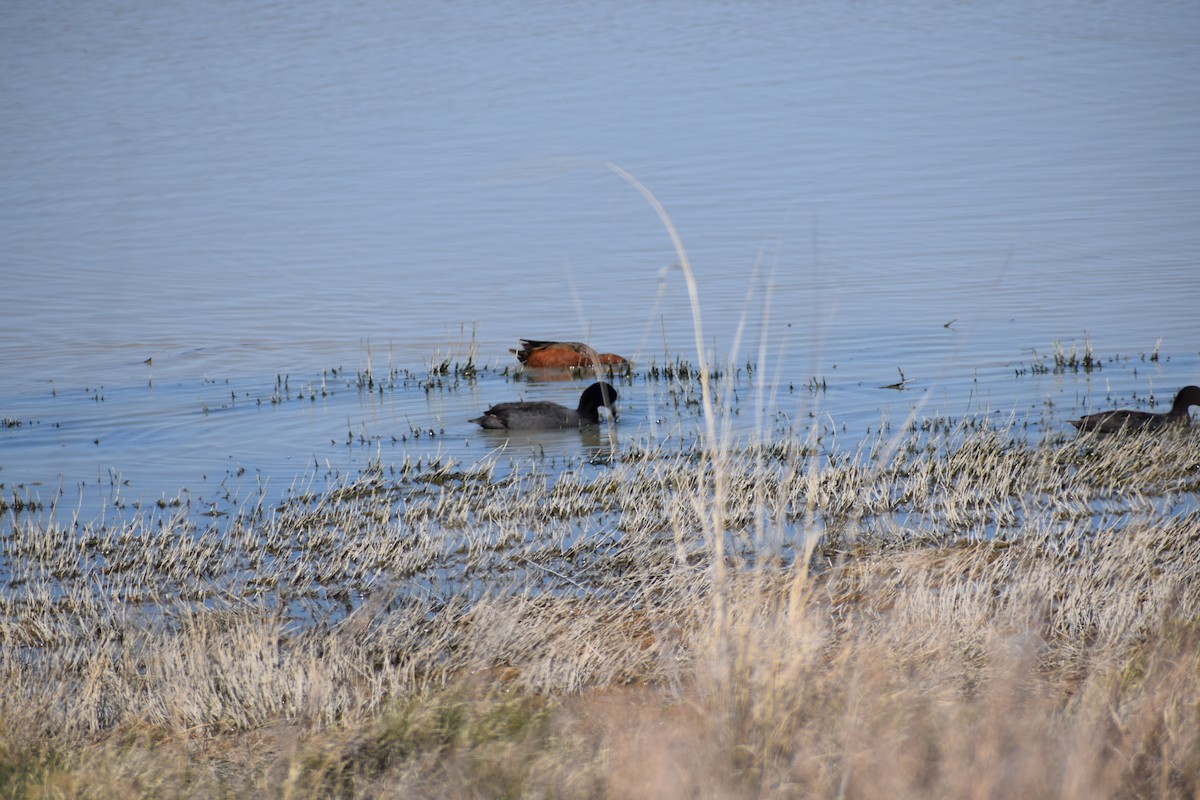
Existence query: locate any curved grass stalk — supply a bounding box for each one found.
[605,162,732,664]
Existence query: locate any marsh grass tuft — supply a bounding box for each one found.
[1019,334,1127,376]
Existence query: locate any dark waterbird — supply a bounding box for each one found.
[510,339,628,369]
[1070,385,1200,433]
[470,382,619,430]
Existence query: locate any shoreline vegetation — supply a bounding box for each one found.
[2,354,1198,796]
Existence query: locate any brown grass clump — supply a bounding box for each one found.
[1,418,1198,797]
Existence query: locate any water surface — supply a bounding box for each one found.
[2,0,1198,521]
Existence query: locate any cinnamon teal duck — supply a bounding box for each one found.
[510,339,627,369]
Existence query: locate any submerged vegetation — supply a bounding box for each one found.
[1,372,1198,797]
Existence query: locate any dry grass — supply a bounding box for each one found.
[1,407,1199,797]
[7,167,1195,795]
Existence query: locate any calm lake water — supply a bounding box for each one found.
[2,0,1198,523]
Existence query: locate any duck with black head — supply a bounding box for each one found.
[470,381,619,430]
[1070,385,1200,434]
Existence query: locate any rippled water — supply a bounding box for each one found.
[2,0,1198,522]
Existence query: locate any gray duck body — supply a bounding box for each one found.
[1070,385,1200,433]
[470,381,618,430]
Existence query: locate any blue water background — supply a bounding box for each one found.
[2,0,1198,520]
